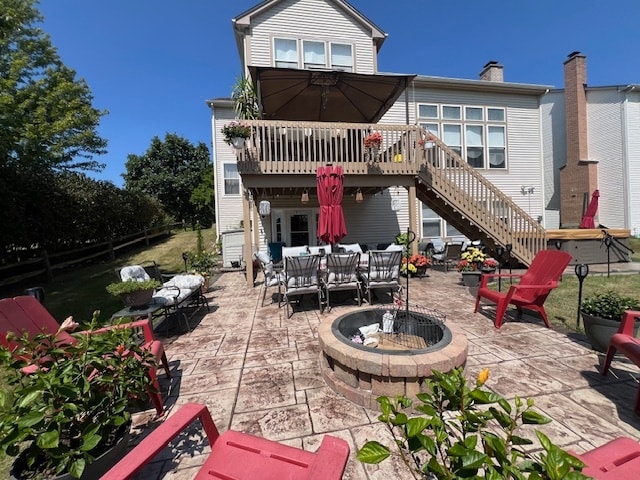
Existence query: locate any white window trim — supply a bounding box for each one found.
[272,36,354,72]
[223,163,241,196]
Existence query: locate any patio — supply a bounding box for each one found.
[128,267,640,479]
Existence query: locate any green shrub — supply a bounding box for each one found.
[357,368,590,479]
[580,290,640,321]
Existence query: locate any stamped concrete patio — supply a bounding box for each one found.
[128,266,640,479]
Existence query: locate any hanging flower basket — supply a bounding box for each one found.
[221,121,251,146]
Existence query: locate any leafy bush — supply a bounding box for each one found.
[580,290,640,321]
[106,279,161,296]
[0,313,156,479]
[357,368,590,479]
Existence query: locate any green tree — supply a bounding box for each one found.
[123,133,213,228]
[0,0,108,173]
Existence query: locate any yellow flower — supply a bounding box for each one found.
[477,368,490,386]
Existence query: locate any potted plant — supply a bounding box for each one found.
[481,257,498,273]
[400,254,431,277]
[0,314,157,479]
[580,290,640,352]
[363,131,382,159]
[358,368,590,479]
[186,251,217,292]
[106,279,161,308]
[221,121,251,148]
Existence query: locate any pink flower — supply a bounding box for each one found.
[59,316,79,332]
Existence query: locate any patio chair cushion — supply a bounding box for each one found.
[287,273,319,288]
[337,243,363,254]
[282,245,309,257]
[151,274,204,306]
[309,245,331,255]
[120,265,152,282]
[385,243,404,252]
[326,271,358,284]
[256,251,271,265]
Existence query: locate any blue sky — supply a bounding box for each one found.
[38,0,640,187]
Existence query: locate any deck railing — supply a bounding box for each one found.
[420,137,546,264]
[237,120,422,175]
[235,120,546,264]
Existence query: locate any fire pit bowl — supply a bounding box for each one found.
[318,304,468,409]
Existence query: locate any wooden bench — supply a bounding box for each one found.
[601,310,640,414]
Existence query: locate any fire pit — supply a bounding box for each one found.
[318,304,468,409]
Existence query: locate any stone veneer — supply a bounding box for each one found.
[318,318,468,410]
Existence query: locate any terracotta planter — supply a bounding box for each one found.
[581,312,639,353]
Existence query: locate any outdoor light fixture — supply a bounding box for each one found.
[575,263,589,326]
[355,188,363,203]
[181,251,189,273]
[301,189,309,204]
[258,200,271,217]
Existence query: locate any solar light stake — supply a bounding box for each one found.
[575,263,589,327]
[554,240,562,250]
[182,251,189,273]
[496,246,504,292]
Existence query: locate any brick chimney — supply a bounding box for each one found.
[559,51,598,227]
[479,61,503,82]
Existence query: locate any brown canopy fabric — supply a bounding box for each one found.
[249,66,415,123]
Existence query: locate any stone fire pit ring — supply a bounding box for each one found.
[318,308,468,410]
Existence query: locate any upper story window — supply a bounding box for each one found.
[274,37,353,72]
[303,41,325,69]
[418,104,507,170]
[274,38,298,68]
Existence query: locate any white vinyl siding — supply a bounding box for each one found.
[247,0,375,74]
[588,89,626,229]
[541,91,565,227]
[625,92,640,235]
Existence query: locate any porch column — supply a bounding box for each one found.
[408,184,418,255]
[242,187,254,287]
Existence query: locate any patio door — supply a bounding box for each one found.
[271,209,318,247]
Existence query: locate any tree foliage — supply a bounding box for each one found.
[123,133,213,227]
[0,0,108,173]
[0,168,168,260]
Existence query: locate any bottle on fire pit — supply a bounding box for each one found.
[382,310,394,334]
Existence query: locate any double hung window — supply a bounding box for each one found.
[223,163,240,195]
[274,38,353,71]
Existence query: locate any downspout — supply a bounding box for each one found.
[619,86,634,229]
[208,101,222,243]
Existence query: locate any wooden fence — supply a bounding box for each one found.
[0,222,185,288]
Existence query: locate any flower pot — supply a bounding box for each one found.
[121,288,155,309]
[461,271,481,287]
[231,137,246,149]
[581,312,639,353]
[201,274,210,294]
[414,265,429,278]
[11,422,131,480]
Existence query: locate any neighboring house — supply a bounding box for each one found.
[207,0,638,282]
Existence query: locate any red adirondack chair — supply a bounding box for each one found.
[474,250,572,328]
[103,402,350,480]
[0,295,171,415]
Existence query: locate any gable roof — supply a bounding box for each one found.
[233,0,387,49]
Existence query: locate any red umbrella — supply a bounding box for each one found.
[317,165,347,245]
[579,189,600,229]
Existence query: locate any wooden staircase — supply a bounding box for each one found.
[415,134,547,266]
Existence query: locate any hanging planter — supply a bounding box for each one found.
[231,137,246,149]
